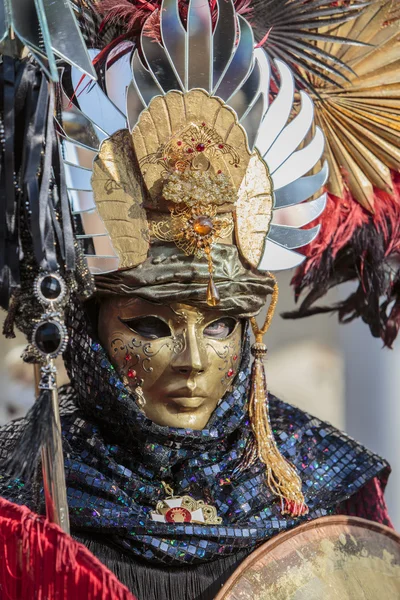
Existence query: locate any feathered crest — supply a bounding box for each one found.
[250,0,370,92]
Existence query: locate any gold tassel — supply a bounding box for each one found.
[249,276,308,518]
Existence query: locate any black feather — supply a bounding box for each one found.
[251,0,369,93]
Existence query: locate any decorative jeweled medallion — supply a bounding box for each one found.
[151,482,222,525]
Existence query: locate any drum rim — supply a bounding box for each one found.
[215,515,400,600]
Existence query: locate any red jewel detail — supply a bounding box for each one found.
[187,148,194,153]
[125,353,132,362]
[191,138,195,142]
[227,368,234,377]
[217,170,222,174]
[233,355,238,361]
[218,144,224,149]
[177,141,182,146]
[127,369,137,379]
[202,122,206,126]
[196,143,205,152]
[234,164,238,168]
[165,507,192,523]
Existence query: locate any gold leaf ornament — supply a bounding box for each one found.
[235,152,274,269]
[91,130,150,269]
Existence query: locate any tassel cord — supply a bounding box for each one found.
[249,275,308,517]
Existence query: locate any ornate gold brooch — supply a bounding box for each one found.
[151,483,222,525]
[151,169,235,306]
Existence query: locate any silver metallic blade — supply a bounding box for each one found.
[64,162,92,191]
[258,239,305,271]
[106,43,134,115]
[272,194,327,228]
[132,50,163,105]
[60,84,106,149]
[256,60,294,158]
[58,113,104,151]
[240,93,264,151]
[212,0,236,91]
[61,139,97,168]
[274,161,329,209]
[229,60,260,120]
[160,0,187,89]
[267,223,321,250]
[271,127,325,190]
[42,0,96,79]
[142,33,182,93]
[187,0,212,91]
[85,256,120,274]
[71,49,126,136]
[255,48,270,115]
[10,0,58,80]
[74,210,108,236]
[68,189,96,212]
[214,16,253,102]
[127,80,147,132]
[264,91,314,174]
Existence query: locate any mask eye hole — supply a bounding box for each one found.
[203,317,237,339]
[120,316,171,340]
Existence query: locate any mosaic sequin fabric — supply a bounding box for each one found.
[0,300,390,566]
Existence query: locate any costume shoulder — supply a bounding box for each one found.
[269,394,390,513]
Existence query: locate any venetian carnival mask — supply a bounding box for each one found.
[98,298,243,429]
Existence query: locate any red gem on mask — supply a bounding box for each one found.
[125,353,131,362]
[177,141,182,146]
[227,369,234,377]
[196,143,205,152]
[233,355,238,361]
[128,369,136,379]
[187,148,194,153]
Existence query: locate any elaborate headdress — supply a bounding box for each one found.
[0,0,399,527]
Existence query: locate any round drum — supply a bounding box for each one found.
[216,516,400,600]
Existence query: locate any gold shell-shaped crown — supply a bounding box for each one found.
[131,89,252,203]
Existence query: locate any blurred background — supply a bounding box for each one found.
[0,271,399,529]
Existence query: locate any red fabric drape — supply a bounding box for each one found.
[0,497,137,600]
[337,476,394,529]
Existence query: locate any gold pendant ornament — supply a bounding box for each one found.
[151,483,222,525]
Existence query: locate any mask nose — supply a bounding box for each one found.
[171,326,207,375]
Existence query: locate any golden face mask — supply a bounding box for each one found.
[98,298,243,429]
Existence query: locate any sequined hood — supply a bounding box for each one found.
[0,299,390,566]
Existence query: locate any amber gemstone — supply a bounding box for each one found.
[193,216,213,236]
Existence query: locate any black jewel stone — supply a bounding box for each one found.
[40,275,62,301]
[34,322,62,355]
